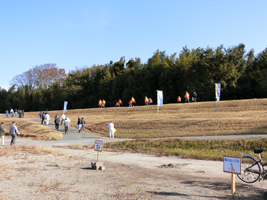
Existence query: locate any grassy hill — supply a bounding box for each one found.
[0,116,62,141]
[26,98,267,139]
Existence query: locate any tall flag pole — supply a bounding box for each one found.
[215,83,221,112]
[157,90,163,114]
[63,101,68,113]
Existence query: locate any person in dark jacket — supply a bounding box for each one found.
[77,116,81,132]
[193,92,197,102]
[81,117,86,131]
[54,117,60,131]
[41,113,46,124]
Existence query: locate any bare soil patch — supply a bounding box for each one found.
[0,146,265,199]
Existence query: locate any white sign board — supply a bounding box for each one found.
[223,156,241,175]
[94,140,103,152]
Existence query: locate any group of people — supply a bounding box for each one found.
[0,121,20,146]
[100,92,198,107]
[144,96,153,105]
[39,111,72,134]
[115,99,123,107]
[5,109,24,118]
[38,111,87,134]
[39,111,50,125]
[98,99,106,108]
[77,116,86,133]
[177,92,197,103]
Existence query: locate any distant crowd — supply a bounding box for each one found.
[5,108,24,118]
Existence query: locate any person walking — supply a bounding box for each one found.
[39,111,43,121]
[54,116,60,131]
[149,98,153,105]
[193,92,197,102]
[0,122,6,146]
[102,99,106,108]
[108,121,115,139]
[45,112,50,126]
[61,113,66,125]
[118,99,123,106]
[64,117,71,134]
[129,100,133,107]
[81,117,86,131]
[10,108,14,117]
[177,96,181,103]
[98,99,102,108]
[5,110,9,117]
[9,121,20,146]
[144,96,149,106]
[77,116,81,132]
[19,110,22,118]
[54,113,60,119]
[184,92,190,103]
[131,97,136,106]
[41,112,46,124]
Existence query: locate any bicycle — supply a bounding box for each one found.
[237,148,267,183]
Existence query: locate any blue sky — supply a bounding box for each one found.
[1,0,266,90]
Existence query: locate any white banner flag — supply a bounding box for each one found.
[157,90,163,106]
[63,101,68,112]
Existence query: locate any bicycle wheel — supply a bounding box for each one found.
[237,156,261,183]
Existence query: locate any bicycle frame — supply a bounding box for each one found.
[259,153,267,175]
[241,153,264,175]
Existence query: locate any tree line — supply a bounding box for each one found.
[1,43,267,112]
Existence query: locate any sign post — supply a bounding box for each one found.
[215,83,221,112]
[157,90,163,114]
[223,156,241,199]
[91,140,105,170]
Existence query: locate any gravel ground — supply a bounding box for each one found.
[0,147,266,200]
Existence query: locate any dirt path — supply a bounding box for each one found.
[0,147,265,200]
[1,116,266,199]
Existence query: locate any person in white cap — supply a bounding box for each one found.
[9,121,20,146]
[108,121,115,139]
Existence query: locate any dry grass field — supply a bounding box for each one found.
[0,116,62,141]
[0,100,267,199]
[25,98,267,139]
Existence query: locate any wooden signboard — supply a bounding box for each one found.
[94,140,103,152]
[223,156,242,199]
[223,156,241,175]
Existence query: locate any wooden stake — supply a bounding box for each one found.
[97,151,99,162]
[231,174,236,199]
